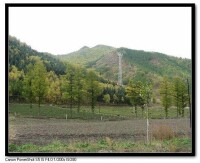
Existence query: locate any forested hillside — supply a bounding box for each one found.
[8,35,192,118]
[9,36,66,75]
[56,45,115,66]
[56,45,191,85]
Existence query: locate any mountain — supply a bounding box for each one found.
[56,45,115,66]
[8,35,192,104]
[8,36,66,75]
[8,35,191,87]
[55,45,192,85]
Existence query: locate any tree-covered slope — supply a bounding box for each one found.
[117,48,191,83]
[55,45,191,85]
[9,35,191,86]
[56,45,115,66]
[8,36,192,108]
[9,36,66,75]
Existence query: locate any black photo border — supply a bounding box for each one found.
[5,3,196,157]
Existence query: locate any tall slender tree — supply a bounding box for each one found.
[179,79,189,117]
[126,80,145,117]
[46,71,61,105]
[172,77,189,117]
[23,64,34,109]
[160,77,172,118]
[65,66,76,117]
[86,70,102,113]
[187,78,192,127]
[172,77,181,117]
[32,59,48,114]
[74,66,85,113]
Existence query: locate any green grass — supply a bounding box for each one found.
[9,103,125,121]
[9,137,192,153]
[9,103,190,120]
[95,106,189,119]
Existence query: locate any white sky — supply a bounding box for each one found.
[9,7,191,58]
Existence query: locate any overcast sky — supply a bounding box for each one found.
[9,7,191,58]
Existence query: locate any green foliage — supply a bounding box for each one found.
[32,59,48,109]
[61,65,88,115]
[126,80,152,117]
[57,45,114,66]
[159,77,172,118]
[9,65,24,97]
[120,48,191,80]
[8,35,192,111]
[9,137,191,153]
[86,70,102,113]
[113,94,119,104]
[22,64,34,108]
[8,144,18,152]
[46,71,62,105]
[57,45,191,87]
[64,66,76,116]
[73,66,86,112]
[100,86,125,104]
[172,77,189,117]
[103,94,111,104]
[9,35,66,75]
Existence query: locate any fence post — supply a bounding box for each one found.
[101,116,103,121]
[66,114,68,120]
[146,107,149,144]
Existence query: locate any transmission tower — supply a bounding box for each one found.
[118,52,123,86]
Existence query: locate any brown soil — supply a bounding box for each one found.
[9,117,191,145]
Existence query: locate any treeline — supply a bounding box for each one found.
[126,76,191,118]
[9,57,127,115]
[9,57,191,117]
[159,76,191,118]
[9,57,95,113]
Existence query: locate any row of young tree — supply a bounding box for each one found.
[9,57,128,115]
[126,80,152,117]
[9,57,191,117]
[125,76,191,118]
[159,76,191,118]
[9,57,103,115]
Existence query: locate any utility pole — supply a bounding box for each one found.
[118,52,123,86]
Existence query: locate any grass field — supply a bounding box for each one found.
[9,137,191,153]
[9,103,190,120]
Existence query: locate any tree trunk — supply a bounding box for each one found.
[135,105,137,117]
[91,89,95,113]
[187,78,191,128]
[165,107,168,118]
[38,96,41,116]
[142,107,144,118]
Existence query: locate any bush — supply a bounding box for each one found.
[9,144,18,152]
[152,125,174,140]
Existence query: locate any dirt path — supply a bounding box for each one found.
[9,117,191,145]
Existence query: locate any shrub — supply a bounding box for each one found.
[152,125,174,140]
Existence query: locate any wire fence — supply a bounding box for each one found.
[8,98,192,145]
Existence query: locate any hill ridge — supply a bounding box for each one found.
[8,35,191,86]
